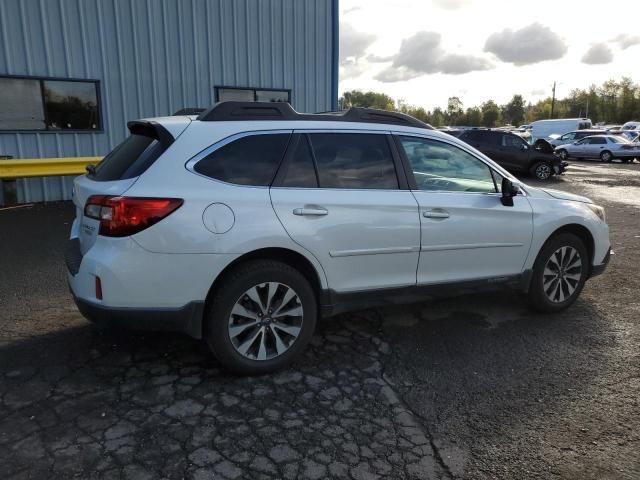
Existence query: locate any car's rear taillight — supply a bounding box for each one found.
[84,196,183,237]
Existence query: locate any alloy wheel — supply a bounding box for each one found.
[228,282,303,360]
[536,163,552,180]
[542,246,582,303]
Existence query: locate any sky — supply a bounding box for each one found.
[339,0,640,110]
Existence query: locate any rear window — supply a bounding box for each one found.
[91,134,166,181]
[194,133,291,186]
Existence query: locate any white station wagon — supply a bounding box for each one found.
[66,102,611,374]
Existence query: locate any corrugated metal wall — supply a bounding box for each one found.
[0,0,337,203]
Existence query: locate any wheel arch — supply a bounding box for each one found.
[545,223,595,269]
[203,247,327,326]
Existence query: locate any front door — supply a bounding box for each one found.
[395,134,533,284]
[496,132,530,172]
[270,132,421,293]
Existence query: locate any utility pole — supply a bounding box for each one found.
[550,81,556,119]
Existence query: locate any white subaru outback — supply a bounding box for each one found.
[66,102,611,374]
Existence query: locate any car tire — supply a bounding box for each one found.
[600,151,613,162]
[530,161,552,180]
[204,260,317,375]
[557,149,568,161]
[528,233,589,313]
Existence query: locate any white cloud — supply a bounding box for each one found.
[340,23,376,62]
[582,43,614,65]
[432,0,472,10]
[375,31,492,82]
[611,34,640,50]
[484,23,567,65]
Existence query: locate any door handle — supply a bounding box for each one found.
[293,207,328,216]
[423,209,450,219]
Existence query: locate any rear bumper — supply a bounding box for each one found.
[72,292,204,338]
[590,247,612,278]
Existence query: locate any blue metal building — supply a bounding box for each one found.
[0,0,339,203]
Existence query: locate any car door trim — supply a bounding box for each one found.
[420,242,524,252]
[329,246,420,257]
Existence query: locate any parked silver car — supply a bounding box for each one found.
[555,135,639,163]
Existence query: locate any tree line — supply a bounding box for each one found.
[339,77,640,128]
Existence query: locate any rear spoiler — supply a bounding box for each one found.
[127,120,174,148]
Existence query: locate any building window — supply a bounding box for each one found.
[0,76,101,131]
[215,86,290,103]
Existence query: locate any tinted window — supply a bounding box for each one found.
[0,76,100,131]
[43,80,100,130]
[195,134,290,186]
[399,136,496,193]
[0,77,45,129]
[502,133,525,148]
[461,130,485,142]
[589,137,606,145]
[308,133,398,189]
[279,135,318,188]
[92,134,166,181]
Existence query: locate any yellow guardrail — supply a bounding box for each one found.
[0,157,103,179]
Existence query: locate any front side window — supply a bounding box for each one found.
[399,136,497,193]
[502,133,525,148]
[194,133,291,186]
[0,76,100,131]
[307,133,398,189]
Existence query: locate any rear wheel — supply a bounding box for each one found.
[528,233,589,313]
[600,151,613,162]
[205,260,317,375]
[531,162,552,180]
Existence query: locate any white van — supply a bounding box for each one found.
[530,118,592,145]
[622,121,640,131]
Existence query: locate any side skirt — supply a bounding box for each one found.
[321,272,531,317]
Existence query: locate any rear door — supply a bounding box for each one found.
[270,131,421,293]
[72,122,179,254]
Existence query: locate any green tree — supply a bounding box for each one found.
[502,95,526,126]
[464,107,482,126]
[340,90,395,111]
[446,97,463,125]
[481,100,500,127]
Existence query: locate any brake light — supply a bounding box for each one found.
[84,196,183,237]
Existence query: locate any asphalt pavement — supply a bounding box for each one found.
[1,161,639,479]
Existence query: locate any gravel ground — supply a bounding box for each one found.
[0,161,638,479]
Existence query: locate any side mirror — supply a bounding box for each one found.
[501,178,520,206]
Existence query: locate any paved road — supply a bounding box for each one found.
[1,162,639,479]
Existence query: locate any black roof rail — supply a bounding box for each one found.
[173,107,207,116]
[196,102,433,129]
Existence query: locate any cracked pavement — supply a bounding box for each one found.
[1,162,639,479]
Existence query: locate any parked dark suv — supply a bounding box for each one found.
[458,129,567,180]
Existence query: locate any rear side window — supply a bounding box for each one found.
[92,134,166,181]
[460,130,485,142]
[307,133,398,189]
[589,137,606,145]
[279,135,318,188]
[194,133,291,186]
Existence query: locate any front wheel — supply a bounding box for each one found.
[557,149,568,161]
[528,233,589,313]
[205,260,317,375]
[600,151,613,162]
[531,162,553,180]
